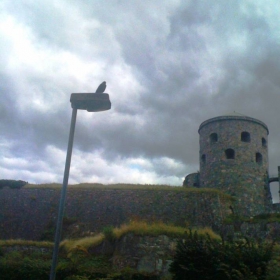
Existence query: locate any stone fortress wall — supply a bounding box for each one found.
[0,188,232,240]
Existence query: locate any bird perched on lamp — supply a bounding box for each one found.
[95,81,106,93]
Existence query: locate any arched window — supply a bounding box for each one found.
[210,133,218,143]
[256,152,263,164]
[225,149,235,159]
[201,154,206,164]
[241,132,250,142]
[262,137,267,147]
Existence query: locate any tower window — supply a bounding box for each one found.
[241,132,250,142]
[201,154,206,164]
[210,133,218,143]
[256,153,263,164]
[262,137,267,147]
[225,149,235,159]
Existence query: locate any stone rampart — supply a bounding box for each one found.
[0,188,231,240]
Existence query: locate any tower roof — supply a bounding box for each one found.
[198,112,269,134]
[221,111,249,117]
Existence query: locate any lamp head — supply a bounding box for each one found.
[70,93,111,112]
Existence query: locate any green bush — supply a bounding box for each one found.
[0,250,111,280]
[265,259,280,280]
[169,230,274,280]
[0,252,50,280]
[264,247,280,280]
[56,254,110,279]
[100,271,160,279]
[252,213,280,223]
[64,276,89,280]
[102,226,116,242]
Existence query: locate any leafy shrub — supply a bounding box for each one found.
[0,252,50,280]
[264,245,280,280]
[64,275,89,280]
[169,230,274,280]
[252,213,280,223]
[101,271,160,279]
[0,251,109,280]
[56,254,111,280]
[102,226,116,242]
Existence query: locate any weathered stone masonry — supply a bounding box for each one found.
[184,113,272,217]
[0,188,231,240]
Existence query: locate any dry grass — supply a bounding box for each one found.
[113,221,184,238]
[60,233,105,252]
[61,221,221,253]
[24,183,233,199]
[0,239,53,248]
[25,183,178,190]
[0,222,220,254]
[113,220,221,240]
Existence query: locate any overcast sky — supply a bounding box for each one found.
[1,0,280,199]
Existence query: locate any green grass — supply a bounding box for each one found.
[223,213,248,224]
[224,213,280,225]
[251,213,280,223]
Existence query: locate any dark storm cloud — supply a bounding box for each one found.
[1,0,280,193]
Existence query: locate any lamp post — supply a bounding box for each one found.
[49,93,111,280]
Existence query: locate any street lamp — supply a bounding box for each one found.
[49,92,111,280]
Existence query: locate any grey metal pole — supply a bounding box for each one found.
[50,108,77,280]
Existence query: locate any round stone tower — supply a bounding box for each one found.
[198,113,271,216]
